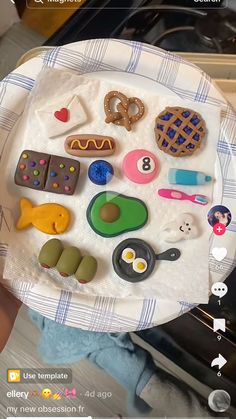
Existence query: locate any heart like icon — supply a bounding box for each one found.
[212,247,227,262]
[54,107,69,123]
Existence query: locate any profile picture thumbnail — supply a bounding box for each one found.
[207,205,232,228]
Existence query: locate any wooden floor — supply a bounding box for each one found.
[0,306,158,418]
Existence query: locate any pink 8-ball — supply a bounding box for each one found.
[122,149,159,184]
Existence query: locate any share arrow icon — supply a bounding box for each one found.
[211,354,227,370]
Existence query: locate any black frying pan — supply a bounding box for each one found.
[112,238,180,283]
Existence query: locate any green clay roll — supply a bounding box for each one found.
[75,255,97,284]
[38,239,63,269]
[56,247,82,277]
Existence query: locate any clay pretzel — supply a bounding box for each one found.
[104,91,145,131]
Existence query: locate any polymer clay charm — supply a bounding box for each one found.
[87,191,148,237]
[38,239,97,283]
[168,168,212,185]
[158,189,209,206]
[45,155,80,195]
[36,94,87,139]
[104,91,145,131]
[112,238,180,283]
[65,134,116,157]
[15,150,80,195]
[88,160,114,185]
[160,213,199,243]
[155,107,206,157]
[15,151,49,191]
[123,149,159,184]
[74,256,98,284]
[56,247,82,277]
[38,239,63,268]
[16,198,70,235]
[54,107,69,123]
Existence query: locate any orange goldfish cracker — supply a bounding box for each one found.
[16,198,70,235]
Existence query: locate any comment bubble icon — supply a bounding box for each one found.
[211,282,228,298]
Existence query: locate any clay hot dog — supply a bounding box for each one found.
[64,134,116,157]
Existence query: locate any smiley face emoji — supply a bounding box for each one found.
[41,388,52,399]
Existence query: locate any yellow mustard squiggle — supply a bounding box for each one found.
[70,139,112,150]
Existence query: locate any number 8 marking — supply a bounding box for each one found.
[142,157,151,171]
[137,155,155,174]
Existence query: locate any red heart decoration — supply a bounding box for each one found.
[54,108,69,123]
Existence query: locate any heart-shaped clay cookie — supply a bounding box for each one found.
[212,247,227,261]
[54,108,69,123]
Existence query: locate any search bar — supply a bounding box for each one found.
[26,0,85,9]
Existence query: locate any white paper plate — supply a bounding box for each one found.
[0,39,235,332]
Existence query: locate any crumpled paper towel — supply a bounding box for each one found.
[2,68,221,303]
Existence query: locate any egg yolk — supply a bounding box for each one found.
[126,251,134,259]
[133,257,147,273]
[121,248,136,263]
[137,262,145,270]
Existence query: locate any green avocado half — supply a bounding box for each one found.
[86,191,148,238]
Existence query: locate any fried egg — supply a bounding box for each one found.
[121,248,136,263]
[133,258,147,273]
